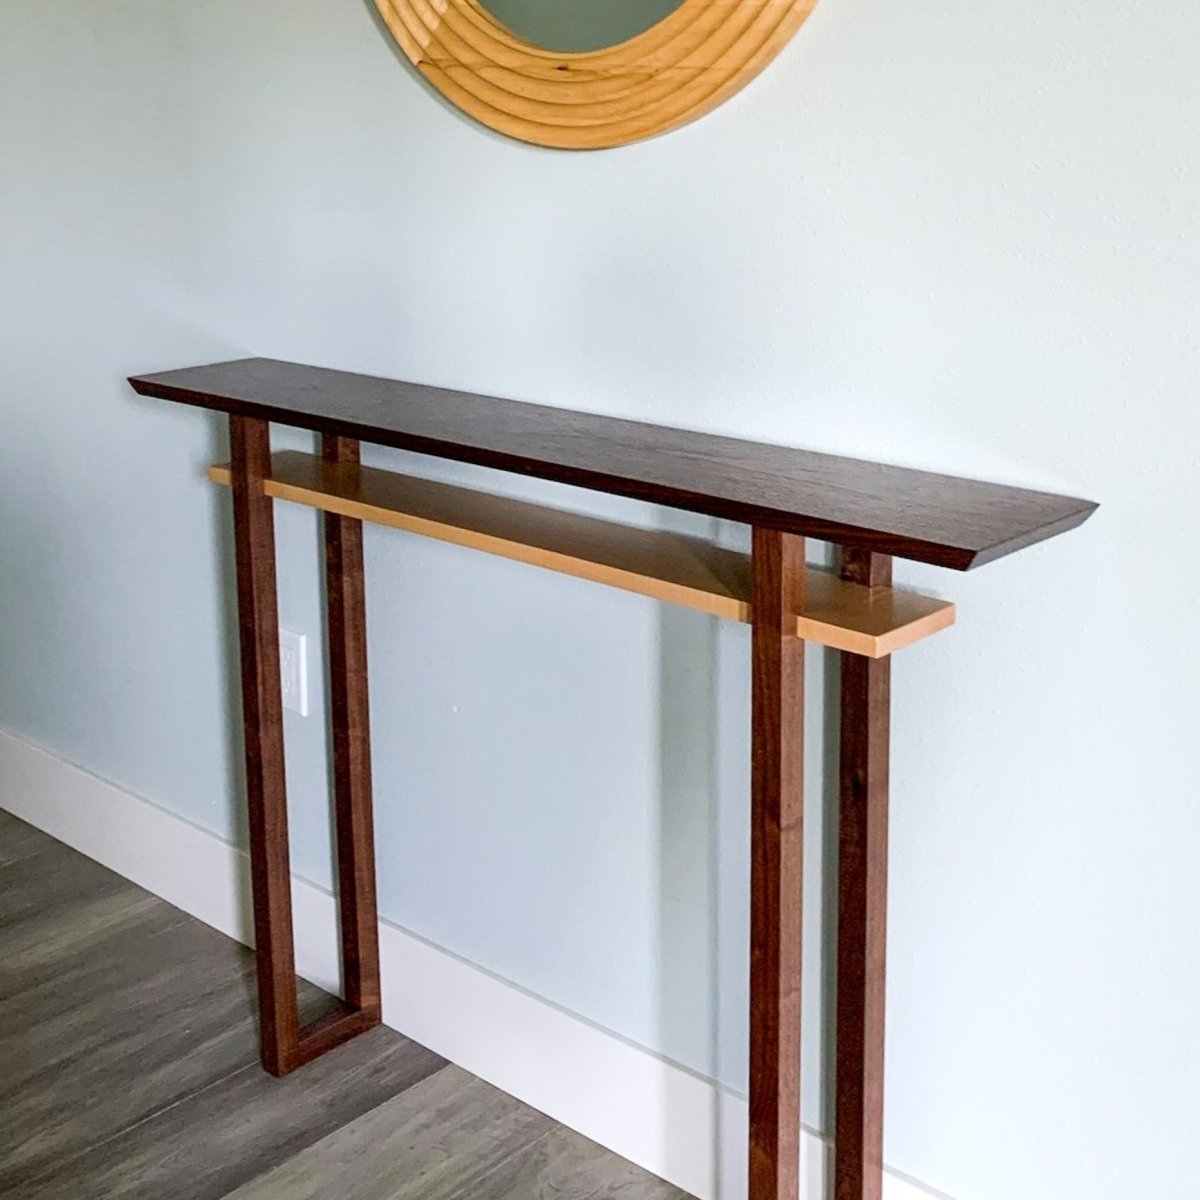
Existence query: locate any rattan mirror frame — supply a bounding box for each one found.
[372,0,820,150]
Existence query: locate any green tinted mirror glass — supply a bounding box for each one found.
[479,0,688,53]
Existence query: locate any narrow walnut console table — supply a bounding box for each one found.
[129,358,1096,1200]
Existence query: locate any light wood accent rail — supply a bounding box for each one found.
[208,452,954,659]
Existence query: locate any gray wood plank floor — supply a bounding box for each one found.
[0,812,690,1199]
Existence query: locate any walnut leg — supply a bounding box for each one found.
[748,528,806,1200]
[834,548,892,1200]
[322,435,382,1020]
[230,415,301,1075]
[230,417,380,1076]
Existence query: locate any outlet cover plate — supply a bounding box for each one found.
[279,629,308,717]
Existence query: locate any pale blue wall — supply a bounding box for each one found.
[2,3,1196,1199]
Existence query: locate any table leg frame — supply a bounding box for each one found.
[230,416,381,1077]
[746,539,893,1200]
[835,548,892,1200]
[748,527,806,1200]
[230,445,892,1186]
[322,435,382,1019]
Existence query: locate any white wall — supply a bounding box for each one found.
[1,3,1196,1198]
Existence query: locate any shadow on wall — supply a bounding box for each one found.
[656,594,721,1180]
[207,416,358,999]
[655,521,844,1187]
[206,411,245,812]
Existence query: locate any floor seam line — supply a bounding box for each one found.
[6,1062,260,1192]
[463,1121,562,1193]
[207,1061,461,1200]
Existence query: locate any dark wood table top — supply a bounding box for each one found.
[130,357,1096,570]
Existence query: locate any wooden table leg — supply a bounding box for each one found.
[749,528,805,1200]
[834,548,892,1200]
[230,417,381,1077]
[231,415,301,1075]
[322,435,382,1021]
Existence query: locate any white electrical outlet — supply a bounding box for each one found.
[279,629,308,717]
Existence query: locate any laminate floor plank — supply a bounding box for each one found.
[223,1064,556,1200]
[0,904,240,1188]
[0,822,436,1197]
[0,811,53,867]
[223,1064,689,1200]
[0,817,692,1200]
[0,912,349,1189]
[470,1125,690,1200]
[5,1028,445,1200]
[0,836,160,982]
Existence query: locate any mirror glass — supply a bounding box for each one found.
[479,0,688,53]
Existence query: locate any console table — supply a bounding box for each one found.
[129,358,1097,1200]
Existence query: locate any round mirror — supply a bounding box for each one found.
[372,0,821,150]
[479,0,688,53]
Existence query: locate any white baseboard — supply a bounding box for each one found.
[0,727,950,1200]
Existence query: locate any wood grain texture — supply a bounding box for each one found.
[229,415,300,1075]
[465,1125,687,1200]
[0,844,222,1190]
[130,358,1098,571]
[0,809,50,866]
[835,548,892,1200]
[322,435,382,1019]
[0,839,163,1000]
[225,1065,686,1200]
[748,528,805,1200]
[0,819,686,1200]
[0,820,443,1200]
[6,1031,445,1200]
[230,422,383,1075]
[208,452,954,658]
[223,1066,553,1200]
[371,0,819,150]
